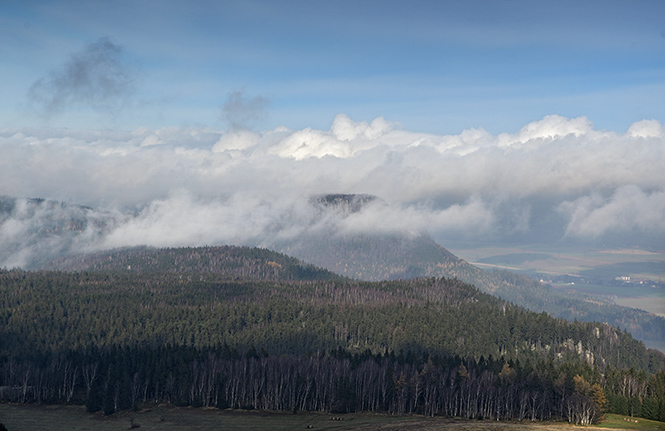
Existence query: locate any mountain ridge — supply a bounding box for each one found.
[44,245,344,282]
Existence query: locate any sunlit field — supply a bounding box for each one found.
[595,413,665,431]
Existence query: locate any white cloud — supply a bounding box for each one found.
[559,185,665,238]
[329,195,495,238]
[1,114,665,267]
[0,197,118,268]
[496,114,594,148]
[330,114,395,141]
[213,130,261,152]
[268,114,403,160]
[627,119,663,139]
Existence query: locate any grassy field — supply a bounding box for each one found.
[3,403,663,431]
[595,414,665,431]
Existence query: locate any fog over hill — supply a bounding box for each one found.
[45,245,343,282]
[2,115,665,258]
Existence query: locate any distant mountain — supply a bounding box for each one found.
[312,193,379,213]
[273,194,665,349]
[276,231,463,280]
[44,245,343,282]
[282,193,464,280]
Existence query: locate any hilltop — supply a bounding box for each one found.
[44,245,343,282]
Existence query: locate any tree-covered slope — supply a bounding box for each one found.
[0,268,660,370]
[273,228,665,348]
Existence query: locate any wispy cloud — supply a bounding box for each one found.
[220,89,270,131]
[27,37,134,117]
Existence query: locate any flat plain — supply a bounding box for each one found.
[448,244,665,318]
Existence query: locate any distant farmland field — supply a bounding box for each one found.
[449,244,665,318]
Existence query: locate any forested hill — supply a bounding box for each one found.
[44,245,343,282]
[46,239,665,348]
[3,196,665,422]
[1,268,662,369]
[273,229,665,348]
[2,268,664,421]
[43,243,665,352]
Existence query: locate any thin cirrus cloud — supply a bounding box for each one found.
[1,113,664,267]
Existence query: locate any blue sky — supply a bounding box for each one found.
[2,1,665,265]
[3,0,665,134]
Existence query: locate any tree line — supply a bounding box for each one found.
[1,345,663,425]
[44,245,342,282]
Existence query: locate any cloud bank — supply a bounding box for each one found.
[1,114,664,267]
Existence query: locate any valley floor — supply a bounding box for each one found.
[448,244,665,317]
[2,404,660,431]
